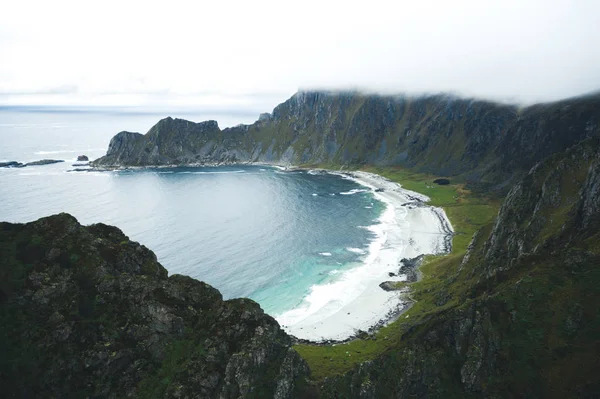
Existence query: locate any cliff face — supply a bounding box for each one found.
[0,214,309,398]
[321,139,600,398]
[98,118,249,166]
[93,91,600,189]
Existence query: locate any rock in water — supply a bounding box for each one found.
[24,159,64,166]
[0,161,24,168]
[0,214,310,398]
[77,155,89,161]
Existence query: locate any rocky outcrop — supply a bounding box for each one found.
[77,155,89,161]
[92,91,600,190]
[0,159,64,168]
[321,139,600,398]
[0,214,310,398]
[93,118,250,167]
[24,159,64,166]
[0,161,24,168]
[482,138,600,279]
[398,255,425,283]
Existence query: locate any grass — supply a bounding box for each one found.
[294,166,500,382]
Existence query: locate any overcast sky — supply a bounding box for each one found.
[1,0,600,113]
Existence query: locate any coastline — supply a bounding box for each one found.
[276,168,454,342]
[86,161,454,342]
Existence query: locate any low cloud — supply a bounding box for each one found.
[1,0,599,108]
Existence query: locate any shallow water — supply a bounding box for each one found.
[0,109,387,317]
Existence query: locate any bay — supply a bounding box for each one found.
[0,108,385,316]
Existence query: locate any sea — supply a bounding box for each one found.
[0,108,387,318]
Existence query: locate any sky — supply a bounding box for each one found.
[1,0,600,115]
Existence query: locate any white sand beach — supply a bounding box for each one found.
[276,170,453,341]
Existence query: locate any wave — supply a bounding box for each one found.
[319,252,332,256]
[339,188,369,195]
[179,170,245,174]
[312,193,318,196]
[276,185,399,332]
[345,247,367,254]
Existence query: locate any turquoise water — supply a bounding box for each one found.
[0,109,386,316]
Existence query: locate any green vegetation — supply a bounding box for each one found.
[137,339,205,397]
[294,167,500,382]
[298,141,600,396]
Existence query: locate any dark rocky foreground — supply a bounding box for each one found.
[0,214,310,398]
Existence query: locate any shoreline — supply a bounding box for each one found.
[275,168,454,342]
[86,161,454,342]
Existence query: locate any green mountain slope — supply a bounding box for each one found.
[320,138,600,398]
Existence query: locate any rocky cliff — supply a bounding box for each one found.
[0,214,310,398]
[320,138,600,398]
[92,91,600,190]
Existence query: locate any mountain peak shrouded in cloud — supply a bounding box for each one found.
[1,0,599,109]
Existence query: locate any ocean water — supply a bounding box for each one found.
[0,108,386,317]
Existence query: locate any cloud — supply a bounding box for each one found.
[0,84,79,95]
[1,0,599,108]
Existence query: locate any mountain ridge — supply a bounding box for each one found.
[92,91,600,191]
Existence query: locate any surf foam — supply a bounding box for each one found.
[277,170,453,341]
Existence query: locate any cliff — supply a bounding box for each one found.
[92,91,600,190]
[0,214,310,398]
[320,138,600,397]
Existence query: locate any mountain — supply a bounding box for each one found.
[0,214,310,398]
[92,91,600,191]
[321,138,600,397]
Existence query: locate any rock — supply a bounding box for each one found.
[379,281,407,291]
[433,178,450,185]
[24,159,64,166]
[0,214,310,398]
[0,161,24,168]
[77,155,89,161]
[71,163,89,167]
[258,112,271,122]
[398,255,424,283]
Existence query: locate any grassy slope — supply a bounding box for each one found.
[294,166,500,382]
